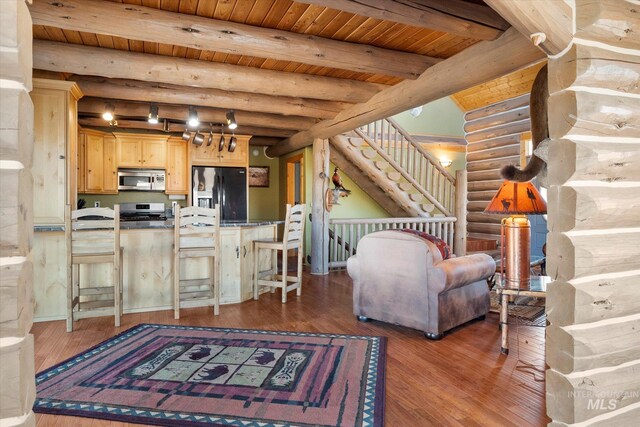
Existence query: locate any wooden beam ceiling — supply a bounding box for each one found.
[73,76,350,119]
[485,0,572,55]
[33,40,385,103]
[29,0,441,79]
[78,98,317,131]
[295,0,510,40]
[267,27,546,157]
[78,118,296,138]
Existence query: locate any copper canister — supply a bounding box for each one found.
[504,216,530,289]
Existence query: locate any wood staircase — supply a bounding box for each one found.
[329,117,457,218]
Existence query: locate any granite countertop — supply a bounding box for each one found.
[34,220,284,232]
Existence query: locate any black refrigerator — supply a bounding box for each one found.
[192,166,247,222]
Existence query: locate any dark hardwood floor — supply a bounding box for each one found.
[32,270,548,426]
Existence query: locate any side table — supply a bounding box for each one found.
[497,275,551,354]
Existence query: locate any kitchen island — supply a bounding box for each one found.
[33,221,281,321]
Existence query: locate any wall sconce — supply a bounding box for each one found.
[226,110,237,130]
[148,104,159,124]
[187,106,199,128]
[439,158,453,168]
[102,103,115,121]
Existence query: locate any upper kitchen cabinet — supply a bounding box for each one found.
[166,137,188,195]
[115,134,168,168]
[77,128,117,194]
[190,134,249,167]
[31,78,82,225]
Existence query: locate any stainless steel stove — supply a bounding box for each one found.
[120,202,167,222]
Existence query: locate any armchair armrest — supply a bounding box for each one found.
[433,254,495,293]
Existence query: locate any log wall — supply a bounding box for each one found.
[545,0,640,424]
[0,0,36,426]
[463,94,531,242]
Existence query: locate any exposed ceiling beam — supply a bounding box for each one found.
[294,0,509,40]
[266,28,545,157]
[29,0,441,79]
[78,98,316,131]
[73,76,350,120]
[248,137,283,147]
[78,118,296,138]
[484,0,572,55]
[34,40,386,103]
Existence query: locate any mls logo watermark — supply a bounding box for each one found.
[587,399,619,411]
[568,390,640,411]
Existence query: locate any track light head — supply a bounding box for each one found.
[102,103,115,121]
[226,110,237,130]
[148,104,159,124]
[187,106,199,128]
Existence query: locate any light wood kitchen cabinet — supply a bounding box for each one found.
[31,79,82,224]
[77,133,85,194]
[85,132,103,192]
[166,138,188,194]
[78,129,117,194]
[115,133,168,168]
[102,135,118,193]
[190,134,250,167]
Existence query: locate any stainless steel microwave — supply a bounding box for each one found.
[117,169,165,191]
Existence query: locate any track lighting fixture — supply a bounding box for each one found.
[226,110,237,130]
[102,103,115,121]
[187,106,199,128]
[148,104,159,124]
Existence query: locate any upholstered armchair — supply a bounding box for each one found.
[347,230,496,339]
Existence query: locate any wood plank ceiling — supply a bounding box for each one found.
[30,0,512,146]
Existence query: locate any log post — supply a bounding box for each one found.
[0,1,36,426]
[453,170,467,256]
[544,0,640,424]
[311,138,330,275]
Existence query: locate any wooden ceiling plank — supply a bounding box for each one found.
[266,27,546,157]
[292,0,508,40]
[73,76,351,119]
[78,97,317,131]
[485,0,572,55]
[96,34,116,49]
[178,0,199,15]
[34,40,386,103]
[274,2,308,29]
[195,0,216,18]
[229,0,255,23]
[61,29,83,45]
[29,0,440,79]
[245,0,274,26]
[43,26,68,43]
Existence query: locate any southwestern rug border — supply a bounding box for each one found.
[34,323,387,427]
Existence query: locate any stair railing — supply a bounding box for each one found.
[328,216,456,268]
[357,117,456,216]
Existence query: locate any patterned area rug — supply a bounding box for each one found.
[34,324,386,427]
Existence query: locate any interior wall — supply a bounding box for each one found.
[248,146,280,221]
[392,97,465,137]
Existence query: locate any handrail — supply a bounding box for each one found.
[357,117,457,216]
[386,117,456,183]
[328,216,456,268]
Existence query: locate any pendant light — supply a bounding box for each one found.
[148,104,159,124]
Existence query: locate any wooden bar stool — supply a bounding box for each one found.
[173,205,220,319]
[254,204,306,303]
[65,205,123,332]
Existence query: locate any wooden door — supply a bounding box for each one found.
[102,135,118,193]
[166,139,188,194]
[85,133,104,192]
[31,88,67,224]
[286,153,305,205]
[141,139,166,168]
[117,137,141,167]
[77,131,86,194]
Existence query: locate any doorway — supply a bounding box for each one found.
[286,153,304,205]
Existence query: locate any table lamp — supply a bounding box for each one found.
[483,180,547,289]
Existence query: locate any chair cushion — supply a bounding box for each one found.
[395,229,451,260]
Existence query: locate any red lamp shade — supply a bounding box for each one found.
[483,181,547,215]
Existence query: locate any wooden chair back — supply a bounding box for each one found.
[174,205,220,251]
[65,205,120,257]
[283,204,305,243]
